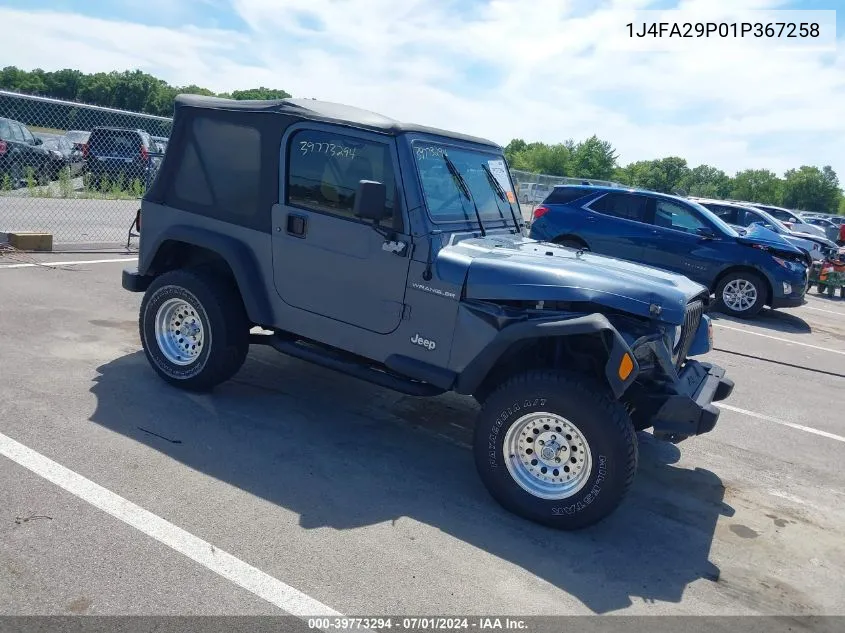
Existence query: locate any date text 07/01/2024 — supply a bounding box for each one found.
[626,21,821,38]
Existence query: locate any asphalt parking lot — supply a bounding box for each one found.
[1,253,844,619]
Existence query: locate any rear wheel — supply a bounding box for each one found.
[715,271,766,318]
[473,370,637,530]
[139,268,250,392]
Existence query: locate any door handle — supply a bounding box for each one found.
[286,213,307,237]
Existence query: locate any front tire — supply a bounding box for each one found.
[139,269,250,392]
[473,370,638,530]
[715,271,766,318]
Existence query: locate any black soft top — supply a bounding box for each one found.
[174,94,500,149]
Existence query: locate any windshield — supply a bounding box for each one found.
[751,209,792,234]
[412,140,519,225]
[684,199,739,237]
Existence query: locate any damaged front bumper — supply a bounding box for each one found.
[649,360,734,442]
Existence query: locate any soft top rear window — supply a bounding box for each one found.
[543,187,591,205]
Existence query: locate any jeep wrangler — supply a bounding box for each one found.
[123,95,734,529]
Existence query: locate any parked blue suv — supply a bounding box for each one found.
[528,185,810,318]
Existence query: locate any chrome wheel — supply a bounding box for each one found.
[503,412,593,500]
[722,278,758,312]
[154,298,205,366]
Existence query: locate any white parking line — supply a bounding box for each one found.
[712,323,845,356]
[0,257,137,270]
[805,305,845,317]
[716,403,845,443]
[0,431,342,618]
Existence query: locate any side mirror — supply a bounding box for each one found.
[696,226,717,239]
[34,137,43,145]
[353,180,390,222]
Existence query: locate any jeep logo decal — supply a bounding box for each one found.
[411,333,436,351]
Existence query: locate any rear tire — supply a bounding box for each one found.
[715,271,766,318]
[473,370,637,530]
[139,268,250,392]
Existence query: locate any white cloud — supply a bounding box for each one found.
[0,0,842,178]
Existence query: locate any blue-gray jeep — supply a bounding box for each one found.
[122,95,734,529]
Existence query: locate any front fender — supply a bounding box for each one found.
[454,312,639,399]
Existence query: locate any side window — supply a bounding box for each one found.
[286,129,395,221]
[19,125,35,144]
[589,193,649,223]
[8,122,25,142]
[652,200,708,234]
[0,120,11,139]
[708,205,737,224]
[167,115,261,219]
[544,187,591,205]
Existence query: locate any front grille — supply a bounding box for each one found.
[673,299,703,368]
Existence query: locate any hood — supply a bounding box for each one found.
[789,230,838,250]
[437,235,707,324]
[734,224,806,255]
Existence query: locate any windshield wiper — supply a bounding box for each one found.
[442,153,486,237]
[481,162,521,233]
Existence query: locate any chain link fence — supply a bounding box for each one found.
[0,90,172,249]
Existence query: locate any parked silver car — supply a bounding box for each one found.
[692,198,837,262]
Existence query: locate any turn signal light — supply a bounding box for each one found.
[618,353,634,381]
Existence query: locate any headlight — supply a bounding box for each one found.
[772,256,804,272]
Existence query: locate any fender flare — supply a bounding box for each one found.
[454,313,639,399]
[140,225,274,325]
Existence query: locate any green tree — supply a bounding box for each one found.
[782,165,841,212]
[617,157,689,193]
[679,164,732,198]
[229,87,291,100]
[569,135,618,180]
[504,138,528,164]
[730,169,783,204]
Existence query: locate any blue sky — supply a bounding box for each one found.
[1,0,842,181]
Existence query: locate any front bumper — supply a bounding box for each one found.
[771,294,806,308]
[649,360,734,443]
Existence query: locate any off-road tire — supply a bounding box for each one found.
[139,268,250,392]
[473,370,638,530]
[714,271,767,318]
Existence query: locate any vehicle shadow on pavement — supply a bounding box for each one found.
[710,308,811,334]
[89,348,733,615]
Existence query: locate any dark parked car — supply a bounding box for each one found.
[121,94,735,530]
[0,117,51,187]
[529,185,809,318]
[39,135,85,180]
[84,126,159,191]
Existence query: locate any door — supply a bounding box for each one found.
[5,122,32,179]
[272,126,412,335]
[582,192,650,262]
[639,198,723,285]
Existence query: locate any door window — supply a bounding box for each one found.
[653,200,708,234]
[0,120,11,139]
[707,205,737,224]
[8,122,25,142]
[588,193,649,222]
[19,125,36,144]
[287,129,396,222]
